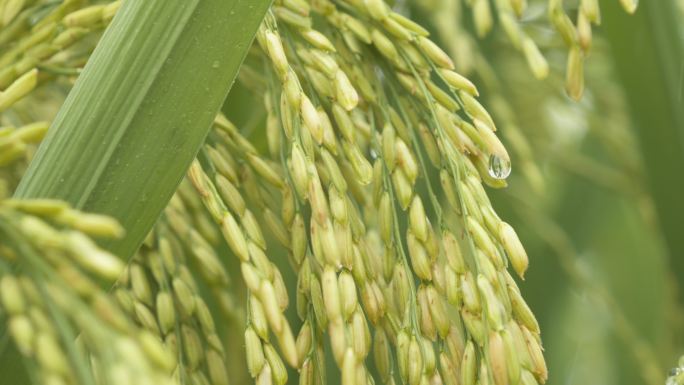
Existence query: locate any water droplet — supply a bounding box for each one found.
[487,154,511,180]
[212,61,220,69]
[369,149,378,160]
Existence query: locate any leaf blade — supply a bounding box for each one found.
[15,0,272,259]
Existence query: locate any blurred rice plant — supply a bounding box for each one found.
[1,1,683,385]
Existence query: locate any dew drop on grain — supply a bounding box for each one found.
[487,154,511,180]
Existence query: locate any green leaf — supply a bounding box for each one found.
[602,1,684,305]
[14,0,272,259]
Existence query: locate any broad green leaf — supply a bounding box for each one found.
[603,0,684,304]
[15,0,272,259]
